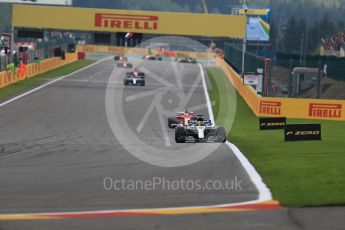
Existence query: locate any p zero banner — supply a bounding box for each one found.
[12,5,246,38]
[216,57,345,121]
[259,117,286,130]
[284,124,321,142]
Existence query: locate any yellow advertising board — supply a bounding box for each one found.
[216,57,345,121]
[0,53,77,89]
[76,44,215,59]
[13,5,246,38]
[257,97,345,121]
[238,9,269,16]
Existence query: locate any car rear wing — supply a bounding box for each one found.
[188,119,212,126]
[126,72,145,78]
[204,120,212,126]
[188,120,197,126]
[177,111,194,115]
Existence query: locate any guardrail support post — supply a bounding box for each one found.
[317,60,321,99]
[288,59,293,98]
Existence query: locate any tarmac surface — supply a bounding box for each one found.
[0,54,343,229]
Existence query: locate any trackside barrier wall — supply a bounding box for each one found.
[76,45,215,60]
[0,53,78,89]
[216,57,345,121]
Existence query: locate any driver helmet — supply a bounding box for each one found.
[196,117,204,126]
[133,68,139,76]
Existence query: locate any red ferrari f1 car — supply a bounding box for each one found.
[168,110,198,128]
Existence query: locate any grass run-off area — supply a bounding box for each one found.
[207,67,345,207]
[0,60,94,101]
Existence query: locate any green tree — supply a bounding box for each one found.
[0,3,12,32]
[337,20,344,31]
[320,13,336,38]
[284,16,299,53]
[308,22,322,54]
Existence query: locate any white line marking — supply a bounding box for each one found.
[225,142,272,201]
[198,63,272,202]
[0,57,112,108]
[198,64,214,123]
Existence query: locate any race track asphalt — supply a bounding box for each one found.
[0,56,257,223]
[0,55,343,230]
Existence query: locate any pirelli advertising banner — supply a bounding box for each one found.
[257,98,344,121]
[216,57,345,121]
[12,5,246,38]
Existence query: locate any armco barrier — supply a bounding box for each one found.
[0,53,77,89]
[216,57,260,115]
[76,45,215,59]
[216,57,345,121]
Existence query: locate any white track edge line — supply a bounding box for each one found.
[0,56,112,108]
[198,64,215,124]
[198,63,272,202]
[225,142,272,201]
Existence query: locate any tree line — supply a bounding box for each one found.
[271,13,343,54]
[270,0,345,54]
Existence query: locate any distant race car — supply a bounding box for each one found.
[124,69,145,86]
[175,116,226,143]
[114,55,126,61]
[168,110,198,128]
[143,55,162,61]
[117,56,133,68]
[118,62,133,68]
[176,57,197,64]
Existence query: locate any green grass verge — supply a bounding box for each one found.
[0,60,94,101]
[207,67,345,207]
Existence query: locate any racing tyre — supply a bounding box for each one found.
[168,117,178,129]
[128,64,133,68]
[215,126,226,143]
[124,80,129,85]
[175,126,186,143]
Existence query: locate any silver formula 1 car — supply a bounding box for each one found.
[114,55,126,61]
[176,57,197,64]
[124,69,145,86]
[175,117,226,143]
[143,55,162,61]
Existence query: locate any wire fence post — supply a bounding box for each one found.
[288,59,293,98]
[317,60,322,99]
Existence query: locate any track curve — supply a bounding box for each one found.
[0,57,258,215]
